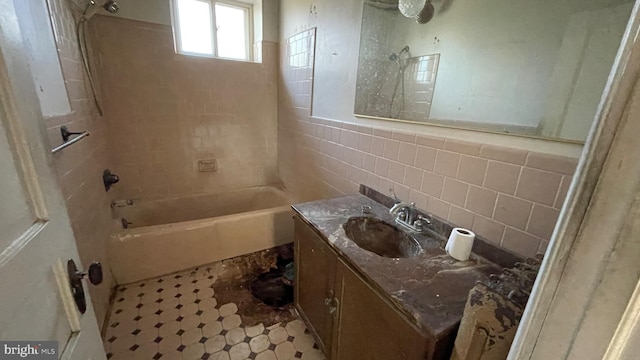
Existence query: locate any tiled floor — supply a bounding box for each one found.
[103,266,325,360]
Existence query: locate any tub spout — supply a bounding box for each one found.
[111,199,133,208]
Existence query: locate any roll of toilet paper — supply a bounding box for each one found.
[446,228,475,261]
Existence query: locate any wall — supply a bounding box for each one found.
[44,0,117,327]
[278,0,579,258]
[91,15,279,200]
[103,0,280,42]
[102,0,171,25]
[280,0,582,157]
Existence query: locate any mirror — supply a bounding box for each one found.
[354,0,634,142]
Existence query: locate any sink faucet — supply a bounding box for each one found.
[389,202,431,232]
[389,201,415,220]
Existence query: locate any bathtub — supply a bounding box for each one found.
[108,186,294,284]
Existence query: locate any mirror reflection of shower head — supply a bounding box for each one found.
[389,45,410,62]
[82,0,119,21]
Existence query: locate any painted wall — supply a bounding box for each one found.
[44,0,117,327]
[91,15,279,200]
[278,0,581,258]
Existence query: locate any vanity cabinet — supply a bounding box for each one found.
[294,216,434,360]
[294,216,337,354]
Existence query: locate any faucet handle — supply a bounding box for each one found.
[418,214,431,223]
[397,209,406,219]
[414,214,432,229]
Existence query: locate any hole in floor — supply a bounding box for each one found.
[209,244,296,327]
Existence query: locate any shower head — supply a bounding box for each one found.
[389,46,410,62]
[82,0,119,21]
[103,1,119,13]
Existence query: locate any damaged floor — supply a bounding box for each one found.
[103,246,325,360]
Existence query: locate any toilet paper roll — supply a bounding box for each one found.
[446,228,475,261]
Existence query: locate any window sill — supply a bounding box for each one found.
[174,52,262,64]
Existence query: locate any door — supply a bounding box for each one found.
[294,217,337,355]
[0,0,106,358]
[334,261,429,360]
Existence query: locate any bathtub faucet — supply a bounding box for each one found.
[111,199,133,208]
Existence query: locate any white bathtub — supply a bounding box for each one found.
[108,186,294,284]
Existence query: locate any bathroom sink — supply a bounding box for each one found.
[343,217,422,258]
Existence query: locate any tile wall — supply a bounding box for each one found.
[90,16,279,200]
[278,29,578,258]
[44,0,117,327]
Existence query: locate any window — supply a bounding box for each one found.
[171,0,252,61]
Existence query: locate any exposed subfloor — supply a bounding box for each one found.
[103,248,325,360]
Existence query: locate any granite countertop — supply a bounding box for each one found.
[292,194,501,341]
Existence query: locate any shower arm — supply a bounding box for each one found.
[82,1,101,21]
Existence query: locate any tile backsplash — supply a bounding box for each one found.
[91,16,279,200]
[278,29,577,259]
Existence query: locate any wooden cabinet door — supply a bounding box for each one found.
[335,260,430,360]
[295,217,337,355]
